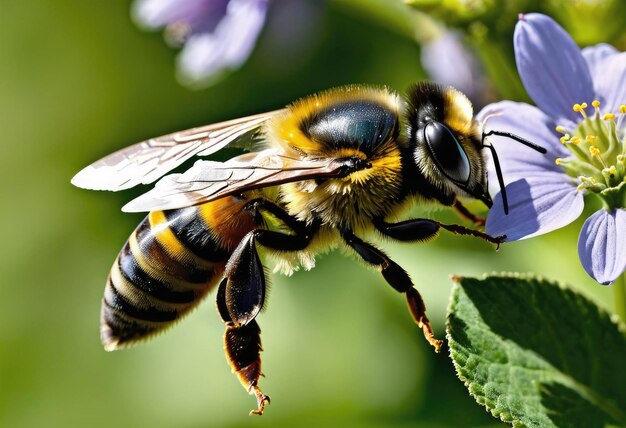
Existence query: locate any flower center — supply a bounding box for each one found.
[555,101,626,210]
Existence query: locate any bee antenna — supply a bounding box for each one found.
[482,130,547,154]
[480,127,547,216]
[481,142,509,215]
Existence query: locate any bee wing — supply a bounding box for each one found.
[122,150,345,212]
[71,110,284,191]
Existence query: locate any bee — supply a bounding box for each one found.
[72,82,545,415]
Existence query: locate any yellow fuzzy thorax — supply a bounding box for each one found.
[265,85,403,156]
[261,85,407,231]
[279,140,404,231]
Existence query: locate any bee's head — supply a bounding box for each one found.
[406,83,492,207]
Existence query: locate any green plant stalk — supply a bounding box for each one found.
[615,272,626,324]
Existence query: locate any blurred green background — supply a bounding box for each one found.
[0,1,615,427]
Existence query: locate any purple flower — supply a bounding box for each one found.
[133,0,269,86]
[421,30,492,108]
[478,13,626,285]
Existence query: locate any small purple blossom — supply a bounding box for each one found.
[421,30,492,108]
[478,13,626,285]
[133,0,269,86]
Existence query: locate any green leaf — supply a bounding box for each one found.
[447,274,626,428]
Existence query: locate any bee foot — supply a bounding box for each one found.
[494,234,507,250]
[249,386,270,416]
[419,321,443,353]
[406,288,443,352]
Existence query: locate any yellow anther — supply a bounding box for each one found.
[573,103,587,118]
[603,113,616,120]
[592,100,601,116]
[585,135,598,143]
[589,145,601,157]
[609,165,617,175]
[555,158,562,165]
[555,125,566,133]
[560,134,571,143]
[620,105,626,114]
[570,136,581,145]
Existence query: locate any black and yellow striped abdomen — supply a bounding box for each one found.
[102,196,259,351]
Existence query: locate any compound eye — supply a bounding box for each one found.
[423,121,471,184]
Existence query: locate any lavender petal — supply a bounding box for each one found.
[421,31,487,106]
[485,176,583,241]
[133,0,227,33]
[591,52,626,116]
[577,208,626,285]
[477,101,568,188]
[514,13,594,125]
[581,43,619,78]
[177,0,268,84]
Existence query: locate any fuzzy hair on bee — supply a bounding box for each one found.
[72,81,545,416]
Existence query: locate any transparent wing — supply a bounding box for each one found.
[122,150,345,212]
[71,110,284,191]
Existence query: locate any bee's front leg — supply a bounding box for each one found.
[373,217,505,249]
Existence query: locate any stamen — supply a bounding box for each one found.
[620,105,626,114]
[555,158,562,165]
[585,135,598,143]
[560,134,570,144]
[603,113,616,121]
[573,103,588,118]
[570,136,581,145]
[589,145,607,168]
[555,125,567,134]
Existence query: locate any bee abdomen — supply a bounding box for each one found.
[102,208,229,350]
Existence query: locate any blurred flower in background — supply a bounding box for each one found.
[133,0,269,87]
[420,29,493,108]
[479,13,626,285]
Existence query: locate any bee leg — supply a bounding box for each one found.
[244,198,309,235]
[216,214,316,415]
[217,234,269,415]
[373,217,505,249]
[340,229,443,352]
[223,232,266,327]
[453,199,485,226]
[221,212,314,327]
[244,199,318,252]
[217,285,269,416]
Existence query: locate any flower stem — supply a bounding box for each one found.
[615,273,626,324]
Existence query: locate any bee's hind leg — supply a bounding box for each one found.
[217,271,269,416]
[216,212,316,416]
[340,229,443,352]
[223,319,270,416]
